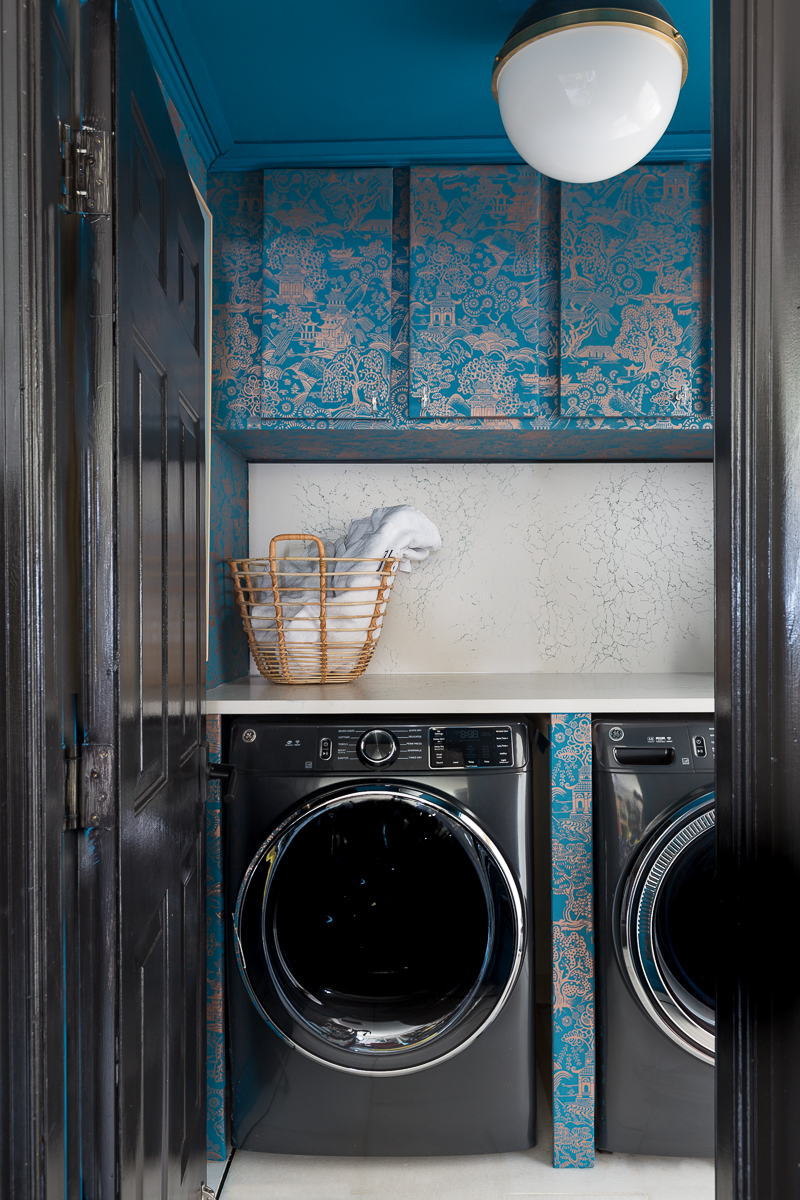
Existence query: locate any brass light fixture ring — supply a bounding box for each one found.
[491,7,689,102]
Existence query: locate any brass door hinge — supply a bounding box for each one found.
[59,122,111,216]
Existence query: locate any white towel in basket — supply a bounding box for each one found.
[250,505,441,670]
[328,505,442,582]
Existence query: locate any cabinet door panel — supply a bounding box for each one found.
[260,168,393,422]
[409,166,542,420]
[559,164,711,422]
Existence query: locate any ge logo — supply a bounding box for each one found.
[609,727,624,742]
[242,729,257,744]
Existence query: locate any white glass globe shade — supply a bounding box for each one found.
[496,25,683,183]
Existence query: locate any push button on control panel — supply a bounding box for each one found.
[319,737,332,761]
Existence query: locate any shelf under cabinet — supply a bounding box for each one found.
[205,672,714,716]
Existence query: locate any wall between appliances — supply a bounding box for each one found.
[248,461,713,674]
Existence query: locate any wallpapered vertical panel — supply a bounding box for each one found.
[208,431,249,688]
[206,715,227,1160]
[209,171,264,429]
[550,714,595,1168]
[409,165,542,419]
[206,428,247,1156]
[559,164,711,423]
[259,169,393,423]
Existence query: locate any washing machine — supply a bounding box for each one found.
[223,716,536,1157]
[593,717,715,1158]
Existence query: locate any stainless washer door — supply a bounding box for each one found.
[619,792,715,1064]
[233,784,525,1076]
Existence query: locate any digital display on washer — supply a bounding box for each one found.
[429,727,513,768]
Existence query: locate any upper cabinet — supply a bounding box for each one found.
[406,162,710,426]
[258,168,394,423]
[208,164,712,451]
[557,164,711,423]
[408,166,542,420]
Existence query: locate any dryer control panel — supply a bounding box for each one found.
[593,719,715,774]
[228,720,528,774]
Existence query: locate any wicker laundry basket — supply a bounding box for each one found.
[229,535,400,684]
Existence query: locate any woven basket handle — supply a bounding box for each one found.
[268,535,328,680]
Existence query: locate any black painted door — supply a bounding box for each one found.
[115,1,206,1195]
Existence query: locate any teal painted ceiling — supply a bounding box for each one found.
[134,0,711,171]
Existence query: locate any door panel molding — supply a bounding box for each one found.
[178,392,202,760]
[134,896,170,1200]
[131,93,167,291]
[129,337,170,810]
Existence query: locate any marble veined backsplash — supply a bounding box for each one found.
[247,462,714,675]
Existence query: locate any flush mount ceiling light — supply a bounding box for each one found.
[491,1,688,183]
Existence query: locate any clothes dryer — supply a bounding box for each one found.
[593,717,715,1157]
[224,717,536,1156]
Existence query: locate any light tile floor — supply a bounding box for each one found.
[211,1075,714,1200]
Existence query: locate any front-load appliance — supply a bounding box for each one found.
[593,717,715,1158]
[224,717,535,1156]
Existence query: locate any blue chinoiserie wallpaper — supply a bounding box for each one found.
[207,432,249,689]
[550,714,595,1169]
[260,169,393,422]
[207,163,712,438]
[210,173,264,430]
[408,165,542,419]
[558,164,710,422]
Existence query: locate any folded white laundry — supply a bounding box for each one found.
[249,506,441,674]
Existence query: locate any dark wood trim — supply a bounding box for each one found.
[1,0,50,1194]
[714,0,800,1195]
[73,3,118,1195]
[2,2,119,1195]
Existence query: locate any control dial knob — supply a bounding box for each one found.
[358,729,398,767]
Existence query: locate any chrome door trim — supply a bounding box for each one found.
[619,793,715,1064]
[233,784,526,1076]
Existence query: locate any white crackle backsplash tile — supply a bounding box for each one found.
[248,462,713,675]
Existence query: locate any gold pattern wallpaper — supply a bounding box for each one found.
[207,163,711,434]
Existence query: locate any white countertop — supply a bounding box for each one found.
[205,673,714,715]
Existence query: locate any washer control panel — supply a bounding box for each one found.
[430,726,513,769]
[228,720,527,774]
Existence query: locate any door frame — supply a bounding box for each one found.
[1,0,64,1193]
[5,0,800,1195]
[1,0,118,1194]
[713,0,800,1196]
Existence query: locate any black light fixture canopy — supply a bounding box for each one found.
[492,2,688,101]
[491,0,689,182]
[507,0,679,39]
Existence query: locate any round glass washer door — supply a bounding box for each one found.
[233,784,525,1076]
[618,792,715,1064]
